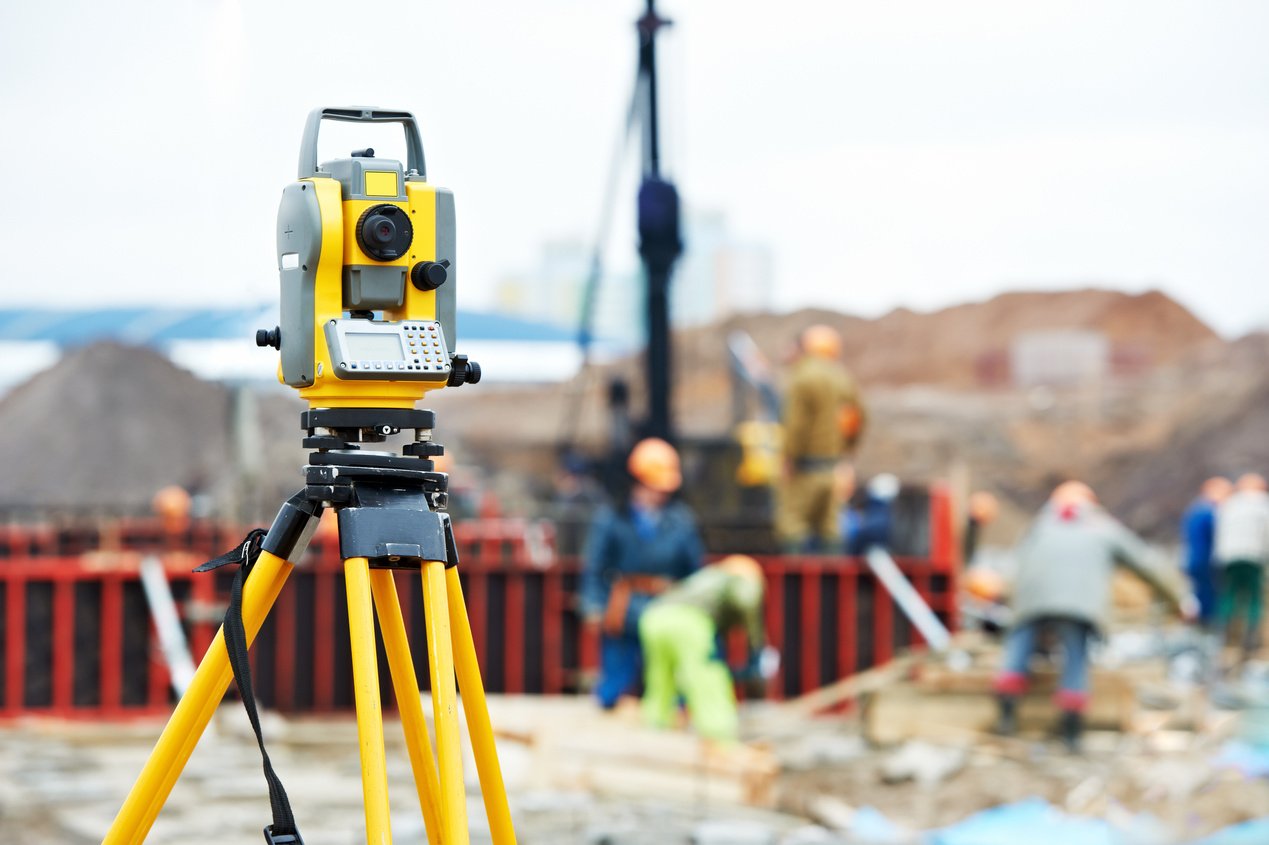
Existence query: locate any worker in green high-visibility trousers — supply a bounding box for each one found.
[638,555,774,742]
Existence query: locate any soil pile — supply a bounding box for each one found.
[0,341,306,520]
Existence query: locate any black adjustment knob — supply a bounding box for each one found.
[403,441,445,458]
[256,326,281,349]
[446,355,482,387]
[411,259,450,291]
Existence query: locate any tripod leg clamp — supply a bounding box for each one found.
[264,826,304,845]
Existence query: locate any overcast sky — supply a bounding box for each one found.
[2,1,1266,336]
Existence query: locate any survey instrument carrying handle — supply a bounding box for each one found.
[298,106,427,180]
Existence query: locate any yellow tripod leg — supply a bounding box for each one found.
[446,567,517,844]
[104,550,293,845]
[345,557,393,844]
[421,559,469,844]
[369,569,444,845]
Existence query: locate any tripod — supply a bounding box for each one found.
[104,408,516,844]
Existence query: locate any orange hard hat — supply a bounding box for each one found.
[151,485,191,521]
[801,324,842,359]
[1201,476,1232,502]
[1050,480,1096,507]
[968,491,999,524]
[717,554,764,586]
[964,566,1006,602]
[627,437,682,494]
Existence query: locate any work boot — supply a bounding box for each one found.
[992,695,1018,736]
[1058,710,1083,753]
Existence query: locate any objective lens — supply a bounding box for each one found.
[356,203,413,261]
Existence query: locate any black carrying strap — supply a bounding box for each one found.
[196,529,304,845]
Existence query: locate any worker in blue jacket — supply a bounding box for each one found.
[1181,476,1231,627]
[581,437,704,708]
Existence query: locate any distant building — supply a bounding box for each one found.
[495,210,775,349]
[673,210,774,326]
[1010,330,1110,387]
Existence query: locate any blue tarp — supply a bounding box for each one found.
[930,799,1166,845]
[1190,818,1269,845]
[919,798,1267,845]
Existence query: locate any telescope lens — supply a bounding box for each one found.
[356,203,413,261]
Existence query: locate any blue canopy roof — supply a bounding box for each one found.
[0,306,577,346]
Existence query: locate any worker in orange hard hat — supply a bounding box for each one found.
[152,485,192,539]
[963,490,1001,564]
[1214,473,1269,659]
[994,480,1192,751]
[776,324,866,552]
[1180,476,1231,630]
[581,437,705,708]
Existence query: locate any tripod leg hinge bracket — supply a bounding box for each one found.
[262,492,325,563]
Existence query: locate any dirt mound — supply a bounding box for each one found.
[0,341,306,519]
[1098,337,1269,536]
[709,287,1219,389]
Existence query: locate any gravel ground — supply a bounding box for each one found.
[0,710,808,845]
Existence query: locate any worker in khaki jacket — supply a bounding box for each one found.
[581,438,704,708]
[777,324,866,552]
[994,481,1192,751]
[639,555,772,742]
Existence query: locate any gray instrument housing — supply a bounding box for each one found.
[275,108,457,389]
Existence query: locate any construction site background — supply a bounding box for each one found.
[3,287,1269,843]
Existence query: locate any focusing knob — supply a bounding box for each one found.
[411,259,450,291]
[446,355,482,387]
[256,326,281,349]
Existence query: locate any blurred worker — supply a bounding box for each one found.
[151,485,191,544]
[963,490,1001,565]
[581,437,704,708]
[1215,473,1269,659]
[777,324,866,552]
[550,450,604,556]
[639,555,772,742]
[1181,476,1232,629]
[844,473,899,554]
[994,481,1191,751]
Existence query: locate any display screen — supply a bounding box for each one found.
[345,332,405,361]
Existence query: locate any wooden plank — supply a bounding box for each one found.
[777,654,921,719]
[863,677,1136,745]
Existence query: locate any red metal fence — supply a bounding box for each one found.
[0,499,958,719]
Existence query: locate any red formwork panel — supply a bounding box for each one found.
[0,515,959,717]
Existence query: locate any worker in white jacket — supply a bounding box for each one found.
[1214,473,1269,658]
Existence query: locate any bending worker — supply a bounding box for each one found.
[639,554,770,742]
[778,324,866,552]
[581,437,704,708]
[994,481,1191,751]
